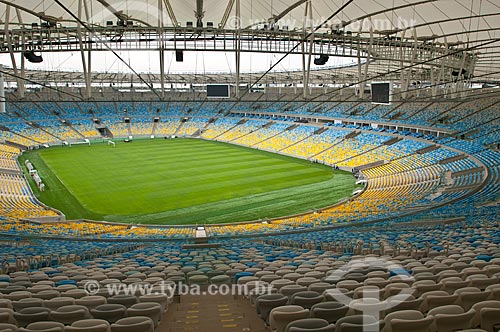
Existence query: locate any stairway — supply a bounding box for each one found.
[158,294,265,332]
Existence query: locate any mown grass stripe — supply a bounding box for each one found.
[20,139,360,224]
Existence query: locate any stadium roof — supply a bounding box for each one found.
[0,0,499,89]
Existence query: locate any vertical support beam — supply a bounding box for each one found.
[20,32,26,96]
[77,0,91,99]
[195,0,204,28]
[447,57,454,99]
[302,0,314,99]
[85,0,92,99]
[0,64,5,113]
[356,19,364,99]
[430,68,436,98]
[454,51,467,97]
[359,20,373,100]
[158,0,165,99]
[88,43,92,97]
[462,59,476,98]
[16,4,26,91]
[235,0,241,99]
[4,6,24,98]
[305,0,314,95]
[437,41,447,98]
[409,28,419,98]
[399,30,408,99]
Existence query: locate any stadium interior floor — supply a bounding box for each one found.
[159,293,265,332]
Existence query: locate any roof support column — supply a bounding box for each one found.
[410,28,419,98]
[399,30,409,99]
[359,20,373,100]
[430,68,436,98]
[0,65,5,113]
[5,5,24,98]
[462,59,476,98]
[77,0,92,99]
[158,0,166,99]
[356,20,364,99]
[453,51,467,98]
[302,0,313,99]
[235,0,241,98]
[436,43,447,98]
[16,7,27,99]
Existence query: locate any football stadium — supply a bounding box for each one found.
[0,1,499,331]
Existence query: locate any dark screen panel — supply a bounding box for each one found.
[207,84,230,98]
[371,82,391,104]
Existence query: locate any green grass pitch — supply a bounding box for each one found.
[19,139,359,225]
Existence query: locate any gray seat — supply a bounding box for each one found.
[270,305,310,332]
[310,301,349,324]
[285,318,335,332]
[90,304,127,324]
[428,305,476,332]
[65,319,111,332]
[107,295,137,308]
[335,315,382,332]
[0,323,17,332]
[49,305,91,325]
[43,297,75,310]
[19,321,65,332]
[126,303,162,328]
[13,307,50,328]
[290,291,324,309]
[75,296,107,311]
[12,299,44,312]
[0,308,15,325]
[138,294,169,313]
[110,316,154,332]
[255,294,289,324]
[390,316,434,332]
[479,307,500,332]
[279,285,308,298]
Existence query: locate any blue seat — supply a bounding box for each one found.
[234,272,254,283]
[55,280,77,287]
[476,254,492,262]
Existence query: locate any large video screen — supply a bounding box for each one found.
[207,84,230,98]
[371,82,392,105]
